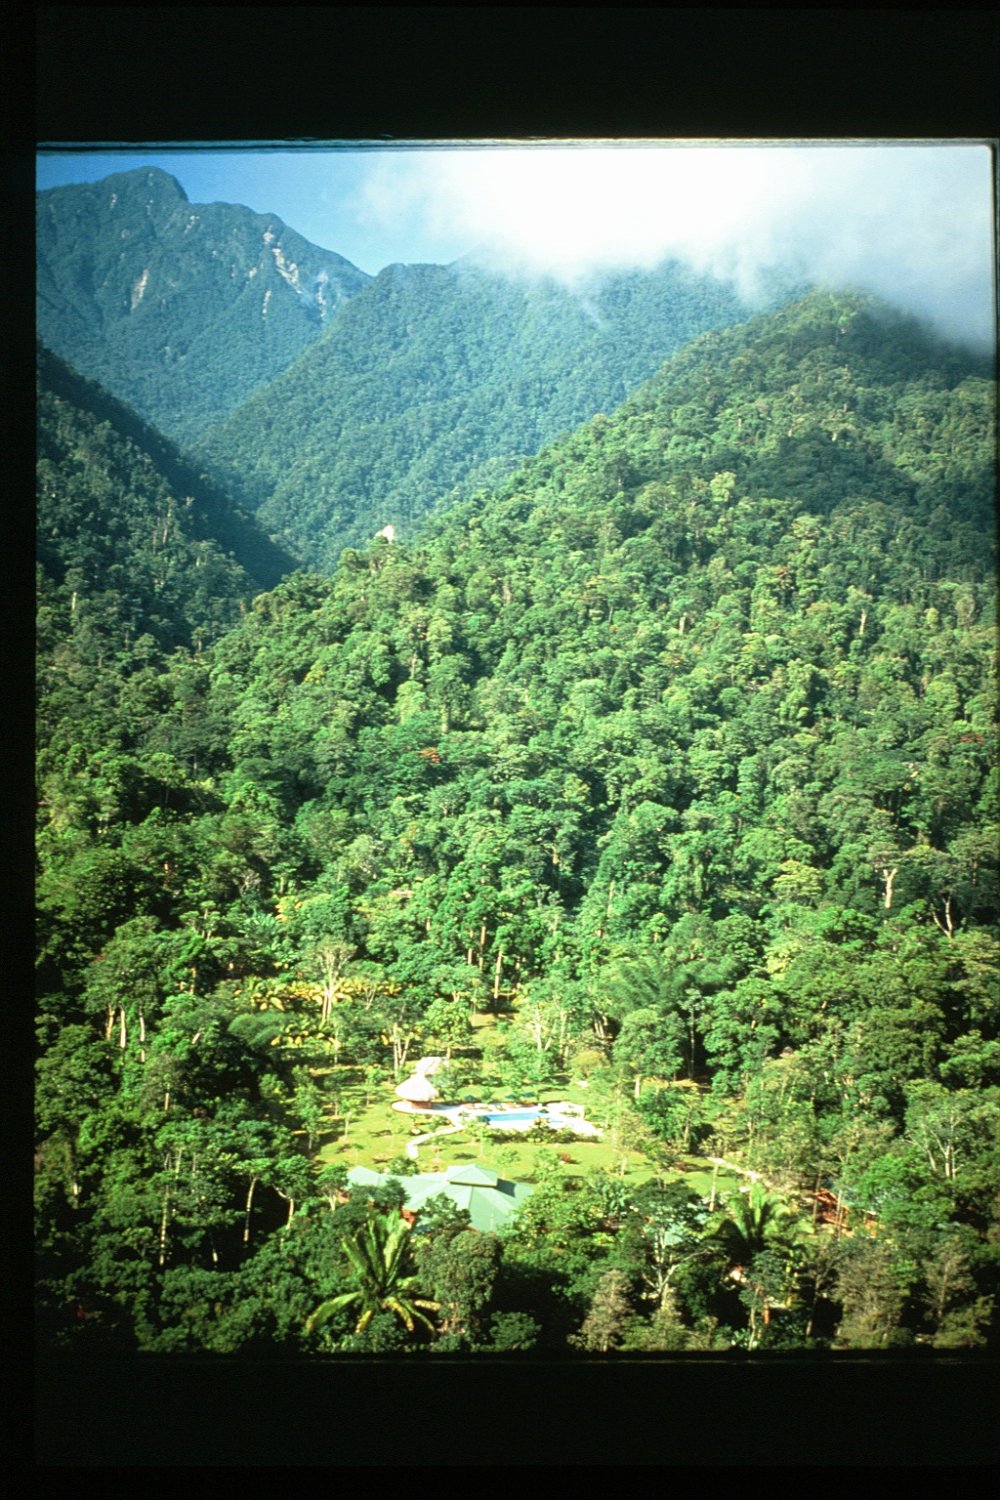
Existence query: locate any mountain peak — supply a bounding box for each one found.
[38,164,190,207]
[36,168,369,443]
[123,165,189,201]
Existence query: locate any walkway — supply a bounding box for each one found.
[405,1120,466,1161]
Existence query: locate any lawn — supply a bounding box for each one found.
[315,1089,418,1167]
[312,1071,739,1199]
[411,1124,657,1188]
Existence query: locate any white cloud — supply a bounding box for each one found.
[355,144,996,350]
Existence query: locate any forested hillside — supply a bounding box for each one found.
[37,342,295,635]
[36,168,369,444]
[196,257,766,567]
[37,341,297,837]
[36,290,998,1356]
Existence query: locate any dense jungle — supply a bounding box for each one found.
[36,169,999,1358]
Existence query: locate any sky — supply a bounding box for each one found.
[36,143,997,352]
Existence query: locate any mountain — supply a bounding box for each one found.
[195,256,774,569]
[206,286,996,855]
[36,167,370,444]
[36,341,299,903]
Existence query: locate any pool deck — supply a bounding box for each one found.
[392,1098,601,1139]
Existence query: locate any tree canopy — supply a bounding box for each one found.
[36,285,998,1356]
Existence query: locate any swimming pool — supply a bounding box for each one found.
[482,1108,553,1127]
[427,1103,559,1127]
[414,1099,601,1137]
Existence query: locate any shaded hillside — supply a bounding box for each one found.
[197,257,766,568]
[36,342,299,926]
[36,167,370,443]
[37,343,298,778]
[38,343,297,610]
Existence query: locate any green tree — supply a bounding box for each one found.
[833,1236,912,1348]
[708,1182,798,1273]
[415,1219,502,1347]
[613,1006,685,1100]
[572,1268,634,1352]
[307,1210,439,1337]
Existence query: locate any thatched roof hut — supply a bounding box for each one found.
[395,1073,439,1105]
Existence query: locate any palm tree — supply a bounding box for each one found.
[708,1183,803,1347]
[308,1210,439,1337]
[709,1182,795,1272]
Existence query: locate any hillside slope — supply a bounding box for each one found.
[35,290,998,1358]
[209,288,997,937]
[36,342,297,777]
[197,257,768,568]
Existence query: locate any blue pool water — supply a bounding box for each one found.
[482,1109,548,1125]
[425,1102,575,1129]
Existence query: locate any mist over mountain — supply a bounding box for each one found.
[36,167,370,445]
[359,145,996,355]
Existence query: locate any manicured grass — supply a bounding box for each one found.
[682,1166,734,1200]
[415,1124,656,1186]
[315,1087,420,1168]
[312,1071,740,1201]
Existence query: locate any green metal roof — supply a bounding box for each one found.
[345,1165,384,1186]
[444,1163,500,1187]
[346,1164,533,1232]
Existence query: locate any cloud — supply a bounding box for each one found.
[355,144,996,351]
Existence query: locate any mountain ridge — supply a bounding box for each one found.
[36,341,298,656]
[196,254,774,568]
[36,167,370,444]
